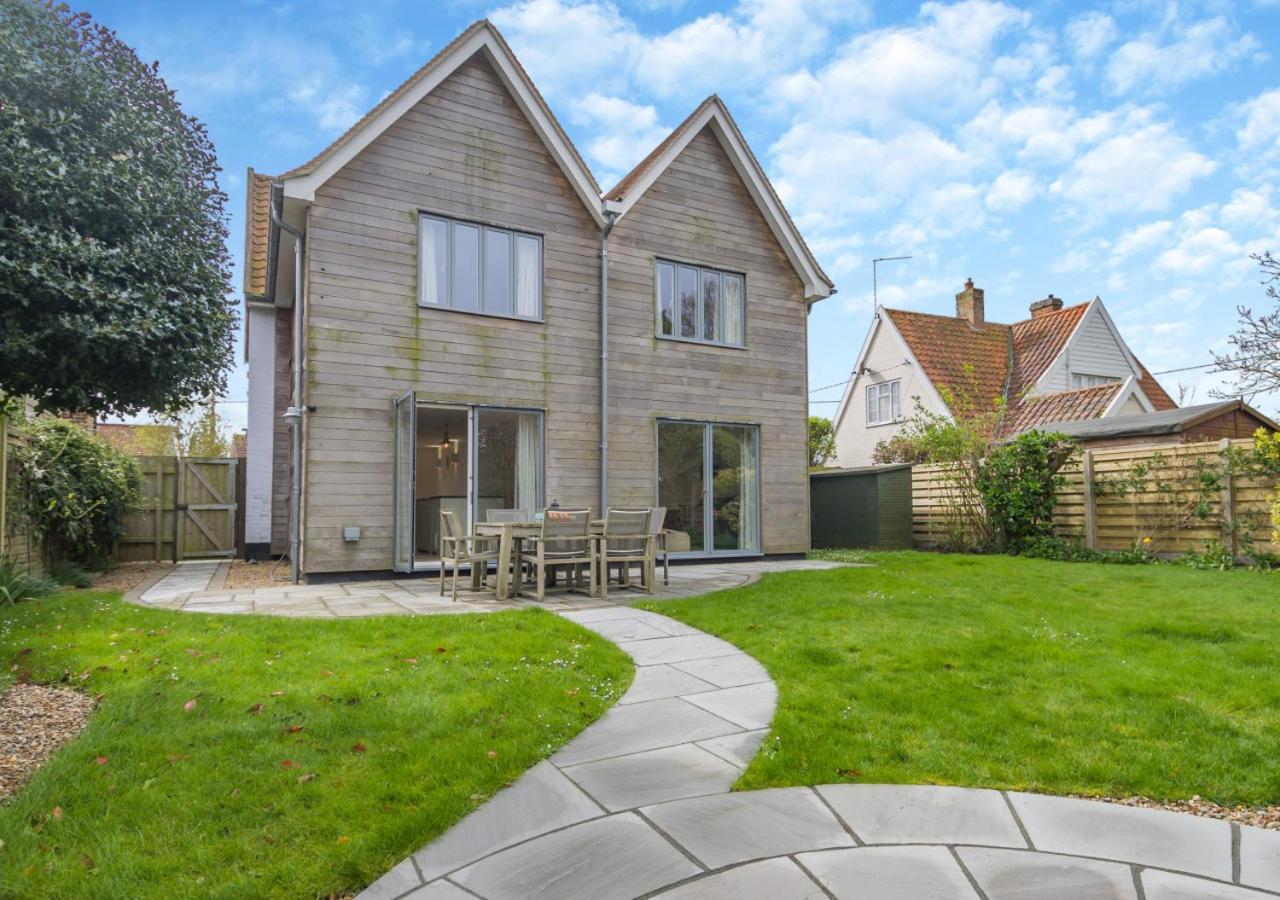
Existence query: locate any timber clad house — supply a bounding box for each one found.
[242,20,834,579]
[831,279,1182,467]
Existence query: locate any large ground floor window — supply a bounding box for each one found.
[657,420,760,555]
[393,394,544,572]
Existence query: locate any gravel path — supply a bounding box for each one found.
[0,683,94,801]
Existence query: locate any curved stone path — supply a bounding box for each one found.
[360,604,1280,900]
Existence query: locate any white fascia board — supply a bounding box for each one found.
[279,32,605,227]
[611,103,832,303]
[1088,296,1145,376]
[831,313,882,433]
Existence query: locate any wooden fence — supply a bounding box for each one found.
[912,438,1278,556]
[0,412,45,573]
[117,456,238,562]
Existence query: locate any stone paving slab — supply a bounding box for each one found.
[405,881,473,899]
[1142,869,1272,899]
[550,696,743,767]
[695,729,767,769]
[581,616,672,642]
[652,857,826,899]
[798,845,980,900]
[1007,791,1234,881]
[668,652,770,687]
[411,761,602,882]
[617,663,719,705]
[618,633,743,666]
[681,681,776,730]
[1240,824,1280,890]
[560,743,740,811]
[959,846,1138,899]
[360,857,424,900]
[817,783,1027,848]
[641,787,856,869]
[450,813,700,900]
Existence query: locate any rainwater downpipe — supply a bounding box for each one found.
[600,209,618,515]
[271,199,306,584]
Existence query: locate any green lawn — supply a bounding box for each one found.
[0,593,631,899]
[641,552,1280,807]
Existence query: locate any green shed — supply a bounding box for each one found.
[810,464,914,550]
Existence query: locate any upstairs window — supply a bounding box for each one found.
[866,380,901,425]
[656,260,745,347]
[1072,373,1121,389]
[419,214,542,320]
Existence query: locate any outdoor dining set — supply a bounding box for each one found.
[437,506,675,602]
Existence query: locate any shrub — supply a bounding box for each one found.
[976,431,1077,552]
[9,418,143,565]
[1020,535,1155,566]
[0,558,59,604]
[47,559,93,589]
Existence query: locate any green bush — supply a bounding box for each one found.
[9,418,143,565]
[976,431,1077,552]
[1020,536,1154,566]
[0,558,59,604]
[47,559,93,589]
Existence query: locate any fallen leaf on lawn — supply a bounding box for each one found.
[297,773,316,784]
[434,646,447,654]
[228,788,240,798]
[78,670,90,681]
[336,836,349,845]
[836,768,862,779]
[183,698,197,713]
[320,670,333,678]
[95,756,107,766]
[52,807,62,820]
[564,688,579,697]
[168,754,189,763]
[80,854,94,869]
[285,724,303,734]
[403,658,418,665]
[247,703,263,715]
[280,759,295,769]
[486,750,497,759]
[351,742,366,754]
[270,691,284,697]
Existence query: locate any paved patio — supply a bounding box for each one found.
[134,559,842,616]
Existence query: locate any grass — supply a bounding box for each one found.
[640,551,1280,807]
[0,592,631,899]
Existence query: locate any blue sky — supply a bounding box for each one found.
[91,0,1280,428]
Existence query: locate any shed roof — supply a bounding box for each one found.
[1035,399,1278,439]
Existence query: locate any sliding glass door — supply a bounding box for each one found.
[392,396,544,571]
[657,420,760,555]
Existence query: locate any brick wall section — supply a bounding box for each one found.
[271,308,292,554]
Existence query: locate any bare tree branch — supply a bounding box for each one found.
[1211,252,1280,399]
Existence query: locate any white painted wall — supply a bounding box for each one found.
[245,303,276,546]
[832,315,949,467]
[1038,302,1136,393]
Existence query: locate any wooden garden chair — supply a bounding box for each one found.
[599,508,656,599]
[517,508,595,602]
[439,509,501,602]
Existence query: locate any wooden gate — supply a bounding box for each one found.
[117,456,238,561]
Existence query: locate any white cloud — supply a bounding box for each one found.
[1106,16,1260,95]
[288,79,367,132]
[986,170,1037,212]
[1050,119,1216,215]
[1155,226,1242,276]
[1110,220,1174,264]
[569,93,669,184]
[489,0,642,98]
[1065,11,1117,61]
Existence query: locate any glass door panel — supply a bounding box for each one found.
[711,425,760,552]
[414,405,469,561]
[392,392,416,572]
[657,421,707,552]
[474,408,543,521]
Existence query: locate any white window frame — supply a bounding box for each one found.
[654,259,746,349]
[1071,373,1121,389]
[417,212,543,322]
[865,380,902,426]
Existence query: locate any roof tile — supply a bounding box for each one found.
[243,169,274,299]
[1001,383,1120,435]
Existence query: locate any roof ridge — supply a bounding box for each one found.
[604,95,719,202]
[883,307,1011,328]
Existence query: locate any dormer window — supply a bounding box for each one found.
[1072,373,1121,389]
[866,380,901,425]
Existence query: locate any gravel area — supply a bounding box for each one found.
[222,559,289,591]
[90,561,173,594]
[1084,794,1280,830]
[0,683,95,801]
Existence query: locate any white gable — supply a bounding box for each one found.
[1037,299,1141,394]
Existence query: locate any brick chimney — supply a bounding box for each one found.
[1029,295,1064,318]
[955,278,984,328]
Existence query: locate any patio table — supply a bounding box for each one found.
[473,521,606,600]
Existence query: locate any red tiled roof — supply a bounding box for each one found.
[883,309,1012,419]
[243,169,274,299]
[1138,364,1177,410]
[1001,383,1120,435]
[1008,303,1088,399]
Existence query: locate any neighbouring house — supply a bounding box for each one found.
[1031,399,1277,449]
[61,414,178,456]
[831,280,1177,466]
[242,20,833,577]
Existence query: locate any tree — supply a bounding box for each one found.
[0,1,234,417]
[1211,252,1280,399]
[807,416,836,468]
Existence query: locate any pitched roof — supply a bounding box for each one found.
[882,309,1012,414]
[243,169,274,299]
[603,95,833,301]
[1001,383,1121,435]
[1137,364,1177,410]
[1035,399,1279,439]
[1007,302,1089,399]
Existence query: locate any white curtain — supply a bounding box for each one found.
[739,428,760,551]
[515,236,540,318]
[515,412,540,513]
[420,218,445,305]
